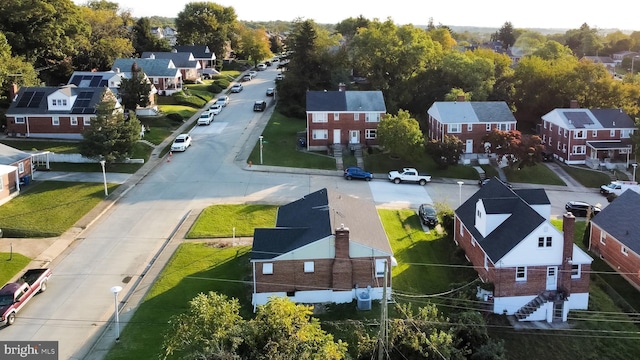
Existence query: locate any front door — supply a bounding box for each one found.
[333,129,341,144]
[465,139,473,153]
[546,266,558,290]
[349,130,359,144]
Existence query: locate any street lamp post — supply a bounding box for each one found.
[633,163,638,182]
[457,181,464,206]
[259,136,264,165]
[110,285,123,342]
[99,160,108,197]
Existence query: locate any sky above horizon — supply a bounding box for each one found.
[77,0,639,32]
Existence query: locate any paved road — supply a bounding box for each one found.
[0,64,612,359]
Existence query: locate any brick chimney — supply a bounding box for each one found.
[332,224,353,291]
[457,95,466,102]
[338,83,346,92]
[569,100,578,108]
[8,83,18,102]
[559,212,575,296]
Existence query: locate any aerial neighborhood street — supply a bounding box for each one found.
[0,65,610,359]
[2,2,640,359]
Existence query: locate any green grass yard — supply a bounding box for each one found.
[186,204,278,238]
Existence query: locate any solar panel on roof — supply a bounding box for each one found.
[83,108,95,114]
[75,99,90,108]
[16,91,34,107]
[99,80,108,87]
[565,112,593,128]
[89,76,102,87]
[70,76,82,85]
[28,92,45,108]
[78,91,93,99]
[71,107,83,113]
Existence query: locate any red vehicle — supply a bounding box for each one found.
[0,268,52,326]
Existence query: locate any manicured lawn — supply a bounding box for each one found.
[364,149,479,180]
[247,112,336,169]
[0,253,31,285]
[104,243,252,360]
[186,204,278,238]
[560,164,619,188]
[504,162,565,185]
[0,140,80,154]
[0,181,118,237]
[157,104,197,120]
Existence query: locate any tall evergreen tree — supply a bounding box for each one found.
[118,62,152,112]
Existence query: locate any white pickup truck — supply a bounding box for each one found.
[387,168,432,185]
[600,181,640,197]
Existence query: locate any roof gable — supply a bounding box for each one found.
[542,108,634,130]
[112,58,180,77]
[7,86,110,115]
[456,178,546,262]
[173,45,215,59]
[427,101,516,124]
[591,190,640,254]
[141,52,200,69]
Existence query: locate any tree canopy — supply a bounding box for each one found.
[377,110,425,161]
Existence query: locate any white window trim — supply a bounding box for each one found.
[592,130,597,137]
[304,261,315,273]
[365,129,377,139]
[486,124,491,131]
[610,130,616,137]
[262,263,273,275]
[15,117,25,124]
[312,129,328,140]
[448,124,461,133]
[333,113,339,121]
[574,130,586,139]
[516,266,527,281]
[52,117,60,126]
[467,124,473,131]
[312,113,328,123]
[354,113,359,121]
[84,117,92,126]
[600,232,606,245]
[18,162,25,174]
[622,246,629,256]
[484,255,488,270]
[70,117,78,126]
[375,259,386,277]
[571,264,581,279]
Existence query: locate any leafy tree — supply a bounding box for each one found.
[511,30,546,56]
[269,35,284,55]
[161,292,244,360]
[564,23,604,56]
[377,110,425,161]
[440,51,495,100]
[493,22,516,48]
[79,89,142,163]
[429,27,457,51]
[240,297,347,359]
[482,129,545,168]
[334,15,370,40]
[0,33,39,103]
[132,17,172,56]
[0,0,90,84]
[175,2,238,66]
[118,62,152,111]
[425,135,464,169]
[532,40,574,60]
[236,25,272,66]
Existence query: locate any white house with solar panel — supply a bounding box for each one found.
[539,100,636,170]
[5,85,121,139]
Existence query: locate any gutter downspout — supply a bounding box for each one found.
[252,261,257,312]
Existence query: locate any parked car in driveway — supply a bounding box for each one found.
[565,201,601,217]
[253,100,267,111]
[231,83,243,93]
[418,203,438,227]
[343,166,373,181]
[171,134,192,152]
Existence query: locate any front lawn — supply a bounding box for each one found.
[364,149,480,180]
[0,140,79,154]
[504,162,565,185]
[0,253,31,285]
[560,164,619,188]
[186,204,278,238]
[0,181,119,237]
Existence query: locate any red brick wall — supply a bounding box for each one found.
[255,256,390,294]
[6,115,91,136]
[307,112,382,148]
[590,225,640,288]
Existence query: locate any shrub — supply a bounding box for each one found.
[215,78,230,89]
[208,83,224,94]
[166,113,183,123]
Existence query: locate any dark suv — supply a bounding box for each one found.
[343,166,373,181]
[253,100,267,111]
[565,201,601,217]
[418,203,438,227]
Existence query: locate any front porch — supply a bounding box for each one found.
[584,141,634,170]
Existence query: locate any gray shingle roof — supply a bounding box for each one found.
[0,143,31,164]
[542,108,635,130]
[112,58,180,78]
[455,177,546,262]
[591,190,640,254]
[173,45,216,60]
[141,52,199,69]
[6,86,106,116]
[427,102,516,124]
[251,188,392,260]
[306,91,386,112]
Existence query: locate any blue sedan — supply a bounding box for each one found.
[343,166,373,181]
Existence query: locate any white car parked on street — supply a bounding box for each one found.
[209,104,222,115]
[171,134,192,151]
[197,111,213,125]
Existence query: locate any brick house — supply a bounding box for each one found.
[0,143,35,205]
[540,100,635,169]
[427,98,517,154]
[589,190,640,289]
[251,188,394,309]
[305,87,386,151]
[112,58,182,96]
[581,56,616,73]
[611,51,639,65]
[5,85,121,139]
[454,178,592,322]
[141,51,201,81]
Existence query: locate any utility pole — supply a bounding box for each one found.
[378,260,388,360]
